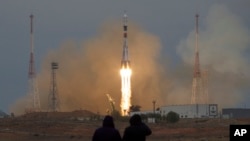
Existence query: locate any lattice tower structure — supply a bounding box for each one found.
[201,70,209,104]
[191,14,204,104]
[48,62,60,112]
[26,14,40,112]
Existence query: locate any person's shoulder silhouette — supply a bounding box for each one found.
[92,115,122,141]
[122,114,152,141]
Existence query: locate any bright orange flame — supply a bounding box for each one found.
[120,67,132,116]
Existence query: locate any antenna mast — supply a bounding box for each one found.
[191,14,204,104]
[26,14,40,112]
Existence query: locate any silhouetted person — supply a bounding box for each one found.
[92,115,122,141]
[122,114,152,141]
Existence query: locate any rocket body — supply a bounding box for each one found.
[121,13,130,68]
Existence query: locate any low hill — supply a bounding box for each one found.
[0,110,8,117]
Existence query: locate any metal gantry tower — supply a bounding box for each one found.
[191,14,204,104]
[48,62,60,112]
[26,14,40,112]
[106,94,116,114]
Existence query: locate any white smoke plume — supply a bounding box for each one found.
[177,4,250,107]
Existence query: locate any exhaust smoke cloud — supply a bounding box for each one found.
[10,4,250,115]
[11,22,166,115]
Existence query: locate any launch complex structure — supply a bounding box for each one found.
[26,14,60,113]
[26,14,41,112]
[120,12,132,116]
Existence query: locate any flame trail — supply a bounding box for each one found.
[120,66,132,116]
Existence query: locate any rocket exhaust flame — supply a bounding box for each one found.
[120,66,132,116]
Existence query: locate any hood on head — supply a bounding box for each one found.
[130,114,142,126]
[103,115,115,128]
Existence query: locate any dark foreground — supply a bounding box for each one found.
[0,111,249,141]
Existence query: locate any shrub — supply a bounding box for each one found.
[166,111,179,123]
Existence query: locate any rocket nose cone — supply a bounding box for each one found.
[123,10,127,18]
[123,12,128,24]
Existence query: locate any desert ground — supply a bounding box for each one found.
[0,110,249,141]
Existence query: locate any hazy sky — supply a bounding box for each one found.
[0,0,249,113]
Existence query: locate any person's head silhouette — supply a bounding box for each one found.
[130,114,142,126]
[103,115,115,128]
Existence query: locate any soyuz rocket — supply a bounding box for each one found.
[121,12,130,68]
[120,12,131,116]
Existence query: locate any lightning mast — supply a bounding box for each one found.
[26,14,40,112]
[120,12,132,116]
[191,14,204,104]
[48,62,60,112]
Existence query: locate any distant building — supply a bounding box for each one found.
[160,104,218,118]
[130,104,218,118]
[222,108,250,119]
[129,110,160,117]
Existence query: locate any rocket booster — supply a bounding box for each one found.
[121,12,130,68]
